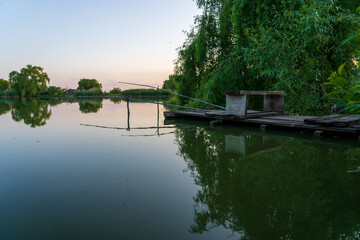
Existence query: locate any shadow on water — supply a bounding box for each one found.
[168,119,360,240]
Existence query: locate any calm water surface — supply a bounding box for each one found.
[1,98,360,240]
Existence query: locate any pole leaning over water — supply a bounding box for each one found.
[118,81,225,110]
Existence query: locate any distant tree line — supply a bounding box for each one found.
[0,65,123,97]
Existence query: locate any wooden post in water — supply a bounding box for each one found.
[127,97,130,131]
[157,87,160,136]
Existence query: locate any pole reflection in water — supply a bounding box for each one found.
[225,134,281,158]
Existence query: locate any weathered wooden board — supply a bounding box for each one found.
[205,111,282,120]
[333,116,360,127]
[225,91,284,96]
[304,115,342,125]
[304,114,360,127]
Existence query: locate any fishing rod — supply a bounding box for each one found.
[118,81,225,110]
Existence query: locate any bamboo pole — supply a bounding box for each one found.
[80,124,175,130]
[126,97,209,112]
[118,81,225,110]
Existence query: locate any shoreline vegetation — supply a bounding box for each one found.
[1,67,171,101]
[0,89,171,98]
[161,1,360,115]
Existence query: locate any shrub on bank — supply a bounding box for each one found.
[121,89,170,96]
[109,87,122,95]
[75,90,103,96]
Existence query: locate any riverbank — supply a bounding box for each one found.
[0,88,171,98]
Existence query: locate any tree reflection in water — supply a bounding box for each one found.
[109,98,122,104]
[78,98,103,114]
[174,124,360,239]
[0,102,11,116]
[11,98,52,128]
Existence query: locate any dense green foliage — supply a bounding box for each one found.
[0,79,10,91]
[47,86,69,96]
[109,87,122,95]
[9,65,50,97]
[166,0,360,114]
[121,88,171,96]
[162,75,179,91]
[77,79,102,90]
[323,9,360,114]
[323,63,360,113]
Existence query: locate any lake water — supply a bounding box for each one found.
[1,98,360,240]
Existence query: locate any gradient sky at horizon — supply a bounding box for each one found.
[0,0,200,90]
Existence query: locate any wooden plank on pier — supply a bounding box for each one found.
[225,91,284,96]
[304,114,360,127]
[205,110,281,120]
[163,110,360,136]
[333,115,360,127]
[304,115,342,125]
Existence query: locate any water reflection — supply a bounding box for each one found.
[2,99,360,239]
[0,102,11,116]
[109,97,122,104]
[172,121,360,239]
[11,98,52,128]
[0,98,107,127]
[78,98,103,114]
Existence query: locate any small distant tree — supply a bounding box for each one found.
[77,79,102,90]
[109,87,121,95]
[9,65,50,97]
[48,86,63,96]
[0,79,10,91]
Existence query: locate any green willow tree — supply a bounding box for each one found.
[166,0,360,114]
[9,65,50,97]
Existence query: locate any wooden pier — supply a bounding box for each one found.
[116,84,360,139]
[164,110,360,138]
[163,91,360,138]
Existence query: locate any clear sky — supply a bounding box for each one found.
[0,0,200,90]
